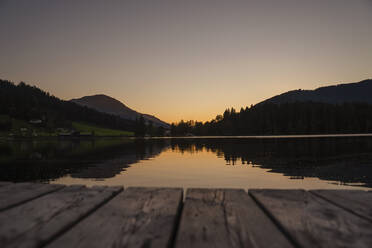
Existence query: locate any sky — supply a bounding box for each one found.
[1,0,372,123]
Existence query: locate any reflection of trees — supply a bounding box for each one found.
[170,138,372,187]
[70,139,168,179]
[2,137,372,188]
[0,139,170,182]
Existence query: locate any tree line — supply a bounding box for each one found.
[134,115,165,137]
[171,102,372,136]
[0,79,135,132]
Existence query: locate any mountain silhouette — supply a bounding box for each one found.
[259,79,372,105]
[71,94,169,128]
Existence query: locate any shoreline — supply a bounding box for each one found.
[1,133,372,141]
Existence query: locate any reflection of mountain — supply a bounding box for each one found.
[70,142,167,179]
[2,137,372,188]
[70,155,138,179]
[0,139,169,182]
[169,138,372,188]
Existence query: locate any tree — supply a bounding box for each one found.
[156,126,165,136]
[147,120,154,136]
[135,115,146,137]
[0,79,135,132]
[169,102,372,136]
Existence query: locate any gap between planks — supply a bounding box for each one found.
[1,182,372,248]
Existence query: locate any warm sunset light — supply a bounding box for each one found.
[2,1,372,247]
[1,0,372,123]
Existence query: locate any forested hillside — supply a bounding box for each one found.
[171,102,372,135]
[71,94,169,128]
[171,79,372,136]
[0,79,135,132]
[260,79,372,105]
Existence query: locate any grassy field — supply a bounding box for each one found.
[0,115,134,137]
[72,122,134,137]
[0,116,57,137]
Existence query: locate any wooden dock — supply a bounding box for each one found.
[0,182,372,248]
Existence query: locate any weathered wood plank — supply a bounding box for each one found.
[250,189,372,248]
[175,189,293,248]
[47,187,183,248]
[0,183,64,211]
[311,190,372,223]
[0,182,12,187]
[0,185,122,248]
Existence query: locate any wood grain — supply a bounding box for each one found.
[311,190,372,223]
[0,185,122,248]
[0,182,11,187]
[47,187,183,248]
[0,183,64,211]
[250,189,372,248]
[175,188,293,248]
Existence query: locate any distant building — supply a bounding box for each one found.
[58,131,79,137]
[29,119,42,124]
[58,131,92,137]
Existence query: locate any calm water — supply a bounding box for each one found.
[1,136,372,189]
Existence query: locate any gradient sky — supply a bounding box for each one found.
[1,0,372,123]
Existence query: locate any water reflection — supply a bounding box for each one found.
[0,139,167,182]
[0,137,372,189]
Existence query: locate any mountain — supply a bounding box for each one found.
[0,79,135,132]
[71,94,170,128]
[259,79,372,105]
[171,78,372,136]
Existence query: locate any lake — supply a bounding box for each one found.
[1,136,372,189]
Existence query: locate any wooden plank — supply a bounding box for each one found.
[250,189,372,248]
[47,187,183,248]
[0,182,12,187]
[0,185,122,248]
[0,183,64,211]
[311,190,372,223]
[175,189,293,248]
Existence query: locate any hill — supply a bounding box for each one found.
[0,79,135,134]
[260,79,372,105]
[171,79,372,136]
[71,94,170,128]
